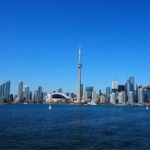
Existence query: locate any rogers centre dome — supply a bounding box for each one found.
[44,93,71,103]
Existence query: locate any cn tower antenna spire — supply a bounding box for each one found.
[78,46,81,63]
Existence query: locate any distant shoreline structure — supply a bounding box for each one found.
[0,101,150,106]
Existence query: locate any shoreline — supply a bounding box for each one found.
[0,102,150,106]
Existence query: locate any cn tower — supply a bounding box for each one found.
[77,47,82,103]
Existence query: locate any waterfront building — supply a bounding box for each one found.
[33,90,38,103]
[110,93,116,104]
[68,93,74,102]
[86,86,94,100]
[44,93,71,103]
[128,91,134,104]
[71,93,76,100]
[43,92,47,99]
[144,89,147,102]
[83,90,87,102]
[99,94,106,104]
[118,85,125,92]
[136,84,142,90]
[127,79,131,98]
[38,86,43,102]
[99,89,102,96]
[144,86,150,103]
[130,76,134,91]
[92,91,97,102]
[0,81,11,102]
[77,48,82,103]
[24,86,30,101]
[65,92,69,97]
[0,84,4,99]
[1,84,5,100]
[5,81,11,101]
[127,76,135,99]
[106,87,110,103]
[146,90,150,103]
[123,91,127,103]
[115,92,119,103]
[30,91,32,101]
[65,92,74,102]
[57,88,63,93]
[112,80,118,93]
[18,81,23,100]
[118,91,126,104]
[135,84,142,102]
[22,91,25,100]
[138,88,144,103]
[118,92,123,104]
[9,94,13,102]
[0,84,4,101]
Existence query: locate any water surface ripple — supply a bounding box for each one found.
[0,104,150,149]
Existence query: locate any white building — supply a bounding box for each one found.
[99,94,106,104]
[138,88,144,103]
[128,91,134,104]
[92,91,98,102]
[83,90,87,102]
[44,93,71,103]
[112,81,119,90]
[110,93,116,104]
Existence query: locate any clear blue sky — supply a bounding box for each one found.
[0,0,150,94]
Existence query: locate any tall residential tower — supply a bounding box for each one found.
[18,81,23,100]
[77,48,82,103]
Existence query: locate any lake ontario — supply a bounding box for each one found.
[0,104,150,149]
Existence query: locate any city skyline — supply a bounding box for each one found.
[1,74,150,104]
[0,0,150,94]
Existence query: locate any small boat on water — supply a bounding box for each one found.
[48,95,52,110]
[48,105,51,109]
[87,100,97,105]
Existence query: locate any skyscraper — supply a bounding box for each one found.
[138,88,144,103]
[110,93,116,104]
[38,86,43,103]
[127,76,135,102]
[128,91,134,103]
[112,80,118,93]
[77,48,82,103]
[18,81,23,100]
[83,90,87,102]
[0,81,10,102]
[24,86,30,101]
[118,92,124,104]
[86,86,94,100]
[130,76,134,91]
[106,87,110,103]
[5,81,10,101]
[57,88,63,93]
[33,90,38,103]
[92,91,97,102]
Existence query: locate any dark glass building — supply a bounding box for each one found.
[106,87,110,103]
[118,85,125,92]
[86,86,93,100]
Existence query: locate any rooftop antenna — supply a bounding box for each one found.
[78,45,81,63]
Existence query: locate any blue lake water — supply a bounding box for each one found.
[0,104,150,149]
